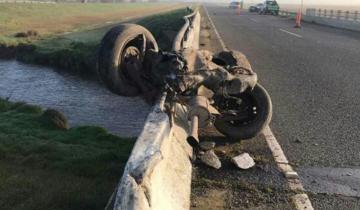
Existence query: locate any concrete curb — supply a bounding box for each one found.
[111,8,201,210]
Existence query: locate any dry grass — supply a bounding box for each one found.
[0,3,182,38]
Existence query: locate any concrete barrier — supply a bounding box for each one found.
[110,9,201,210]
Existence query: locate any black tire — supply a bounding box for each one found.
[214,84,272,140]
[98,24,158,96]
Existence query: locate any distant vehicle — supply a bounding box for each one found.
[249,3,264,13]
[258,0,279,15]
[229,1,241,9]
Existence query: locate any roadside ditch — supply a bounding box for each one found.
[0,7,191,210]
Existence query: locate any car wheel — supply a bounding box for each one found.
[214,84,273,140]
[98,24,158,96]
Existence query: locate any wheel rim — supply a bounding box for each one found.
[119,35,145,81]
[215,92,259,126]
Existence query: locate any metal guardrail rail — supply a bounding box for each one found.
[279,9,360,22]
[109,8,201,210]
[279,8,360,32]
[278,10,297,17]
[173,8,200,51]
[306,8,359,22]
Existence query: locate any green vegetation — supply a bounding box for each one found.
[0,5,192,209]
[0,98,135,210]
[17,8,190,75]
[0,3,190,75]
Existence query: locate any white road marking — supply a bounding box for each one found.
[292,194,314,210]
[203,6,228,51]
[263,126,314,210]
[204,5,313,210]
[280,28,303,38]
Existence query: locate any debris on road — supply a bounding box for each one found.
[232,153,255,169]
[199,141,216,151]
[214,146,228,156]
[200,150,222,169]
[285,171,299,179]
[295,137,302,143]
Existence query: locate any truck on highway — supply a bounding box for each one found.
[258,0,280,15]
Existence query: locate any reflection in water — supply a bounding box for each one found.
[0,60,151,137]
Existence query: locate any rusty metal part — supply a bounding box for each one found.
[186,96,213,147]
[125,55,157,104]
[187,96,211,127]
[187,115,199,147]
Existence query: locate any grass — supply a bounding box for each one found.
[0,3,181,39]
[0,98,135,210]
[137,8,190,50]
[0,3,190,75]
[16,8,190,75]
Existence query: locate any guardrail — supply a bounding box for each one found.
[279,8,360,32]
[173,8,201,51]
[306,8,359,22]
[279,10,297,18]
[109,8,201,210]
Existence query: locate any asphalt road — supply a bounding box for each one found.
[202,4,360,209]
[206,5,360,169]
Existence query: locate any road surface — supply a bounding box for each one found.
[192,4,360,210]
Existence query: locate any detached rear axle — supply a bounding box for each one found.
[97,23,273,146]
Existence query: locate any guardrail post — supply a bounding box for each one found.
[330,10,334,18]
[306,8,316,16]
[337,10,341,19]
[324,9,327,17]
[318,9,322,17]
[345,11,349,20]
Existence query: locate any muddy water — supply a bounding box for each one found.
[0,60,151,137]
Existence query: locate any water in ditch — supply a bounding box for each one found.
[0,60,151,137]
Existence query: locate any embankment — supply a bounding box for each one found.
[0,3,190,75]
[0,97,135,210]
